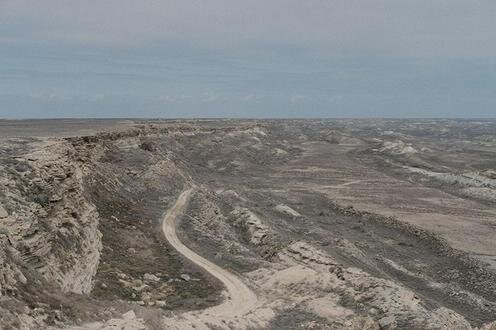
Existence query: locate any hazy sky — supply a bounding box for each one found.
[1,0,495,118]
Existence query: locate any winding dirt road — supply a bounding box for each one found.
[161,187,258,327]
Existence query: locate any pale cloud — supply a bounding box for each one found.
[242,94,262,102]
[289,94,307,103]
[1,0,495,58]
[328,95,344,103]
[29,92,70,102]
[200,92,221,103]
[0,1,495,118]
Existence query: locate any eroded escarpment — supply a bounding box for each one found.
[1,139,101,294]
[74,129,224,311]
[1,120,495,329]
[0,138,102,328]
[0,126,229,328]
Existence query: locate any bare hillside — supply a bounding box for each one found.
[1,119,495,329]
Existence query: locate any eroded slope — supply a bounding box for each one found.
[1,119,495,329]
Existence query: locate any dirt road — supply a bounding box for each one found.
[161,187,258,326]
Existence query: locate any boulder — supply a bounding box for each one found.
[143,273,160,282]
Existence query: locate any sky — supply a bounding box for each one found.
[0,0,495,118]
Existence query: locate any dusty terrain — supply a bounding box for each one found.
[0,119,495,329]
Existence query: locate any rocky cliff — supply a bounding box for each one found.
[0,137,102,326]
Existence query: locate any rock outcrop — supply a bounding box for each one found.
[0,138,102,326]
